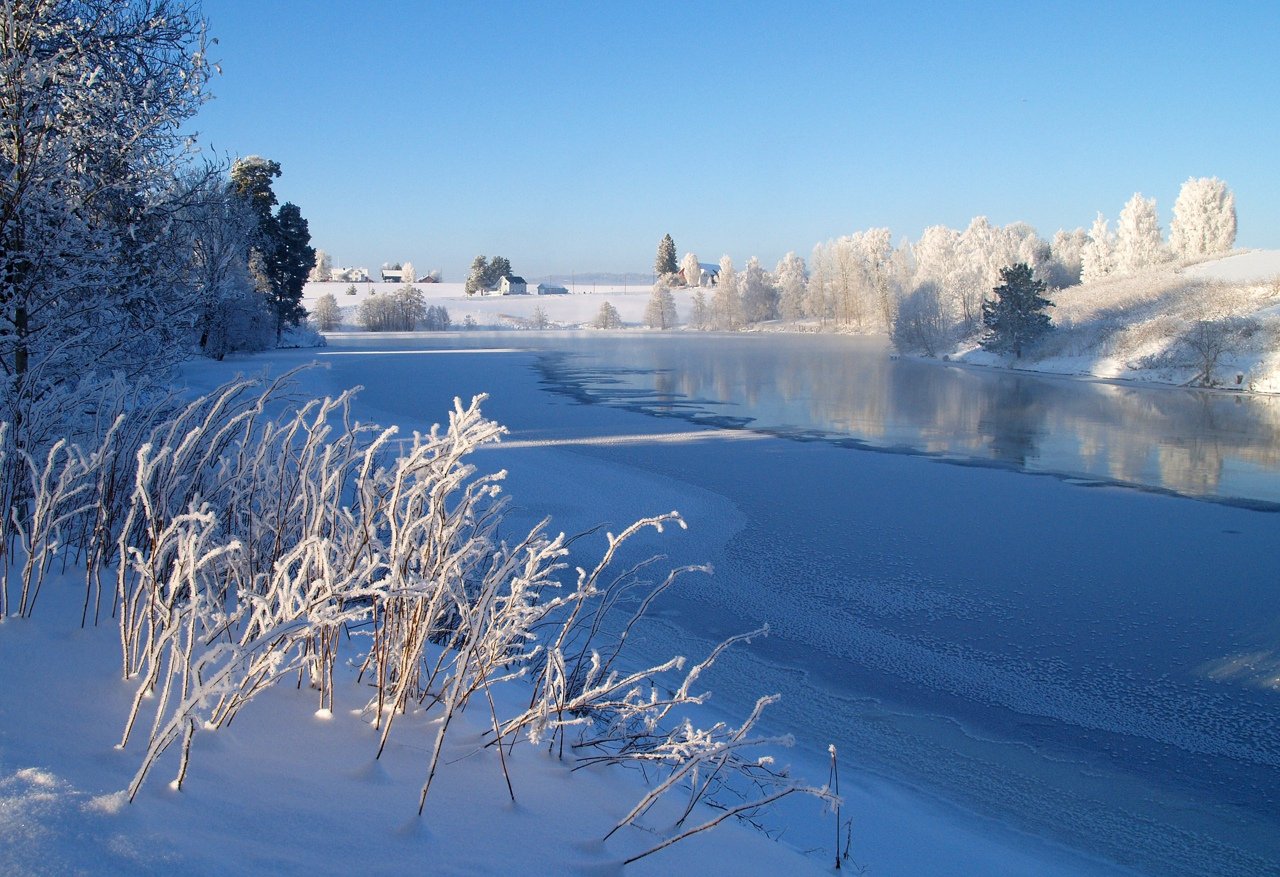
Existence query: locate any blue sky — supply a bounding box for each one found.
[195,1,1279,280]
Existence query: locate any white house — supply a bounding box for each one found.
[536,282,569,295]
[499,275,528,295]
[380,267,405,284]
[331,266,370,283]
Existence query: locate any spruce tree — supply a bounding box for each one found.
[980,263,1053,358]
[655,234,678,277]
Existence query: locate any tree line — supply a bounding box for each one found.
[642,178,1236,353]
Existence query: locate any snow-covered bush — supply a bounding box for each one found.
[0,373,832,858]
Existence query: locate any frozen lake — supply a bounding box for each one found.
[236,332,1280,876]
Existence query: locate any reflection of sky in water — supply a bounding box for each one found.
[539,334,1280,506]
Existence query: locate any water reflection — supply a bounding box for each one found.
[538,334,1280,506]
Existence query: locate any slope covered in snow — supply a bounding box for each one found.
[955,250,1280,392]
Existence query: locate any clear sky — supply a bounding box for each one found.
[193,0,1279,281]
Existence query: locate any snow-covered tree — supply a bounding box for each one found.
[593,301,623,329]
[1115,193,1165,275]
[358,286,425,331]
[739,257,779,324]
[775,252,808,321]
[1170,177,1236,261]
[423,305,451,331]
[645,279,678,329]
[655,234,678,278]
[980,263,1053,358]
[530,305,550,330]
[309,250,333,282]
[0,0,213,402]
[311,293,341,332]
[680,252,701,287]
[690,289,709,330]
[712,256,743,330]
[1081,213,1116,284]
[1048,228,1088,288]
[402,261,416,284]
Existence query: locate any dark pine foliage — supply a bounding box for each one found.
[980,263,1053,358]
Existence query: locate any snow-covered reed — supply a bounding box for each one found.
[0,370,834,858]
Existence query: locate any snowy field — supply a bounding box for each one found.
[303,280,702,330]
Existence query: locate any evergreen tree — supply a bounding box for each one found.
[655,234,678,277]
[980,263,1053,358]
[266,202,315,340]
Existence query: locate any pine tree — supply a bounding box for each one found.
[980,263,1053,358]
[266,203,315,340]
[655,234,678,277]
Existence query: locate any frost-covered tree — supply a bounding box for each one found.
[1115,193,1165,275]
[690,289,709,330]
[311,293,341,332]
[358,285,425,331]
[309,250,333,282]
[980,263,1053,358]
[402,261,416,284]
[775,252,808,321]
[0,0,213,399]
[1048,228,1088,288]
[655,234,678,278]
[1170,177,1236,260]
[593,301,623,329]
[739,257,779,324]
[712,256,743,330]
[1081,213,1116,284]
[530,304,550,330]
[892,282,949,356]
[423,305,451,331]
[645,278,678,329]
[680,251,701,287]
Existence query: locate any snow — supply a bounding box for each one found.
[951,250,1280,392]
[304,280,699,330]
[7,327,1277,875]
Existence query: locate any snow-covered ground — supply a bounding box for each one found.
[954,250,1280,392]
[0,337,1189,877]
[304,280,702,330]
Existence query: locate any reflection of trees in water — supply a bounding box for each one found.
[563,336,1280,500]
[975,378,1049,468]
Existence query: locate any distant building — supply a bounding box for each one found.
[536,282,569,295]
[499,275,528,295]
[331,266,370,283]
[679,263,720,287]
[380,268,405,284]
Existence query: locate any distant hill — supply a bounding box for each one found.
[536,272,654,286]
